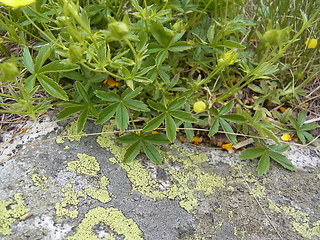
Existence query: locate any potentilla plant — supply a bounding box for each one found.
[0,0,319,175]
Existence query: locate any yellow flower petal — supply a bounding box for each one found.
[221,143,233,151]
[0,0,35,8]
[305,38,317,49]
[281,133,292,141]
[193,101,206,113]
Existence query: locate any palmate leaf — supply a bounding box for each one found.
[165,113,176,142]
[37,74,68,101]
[115,103,129,132]
[147,100,166,112]
[170,110,197,122]
[220,118,237,144]
[239,147,265,159]
[77,108,88,133]
[167,97,186,111]
[268,151,295,171]
[124,100,149,111]
[257,154,270,176]
[208,118,219,137]
[117,133,140,144]
[142,141,162,164]
[75,81,90,102]
[96,103,119,124]
[221,114,246,123]
[57,105,84,120]
[38,61,79,74]
[143,134,170,144]
[143,113,165,132]
[123,141,142,163]
[94,90,120,102]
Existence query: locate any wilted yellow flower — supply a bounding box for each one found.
[221,143,233,151]
[193,101,206,113]
[0,0,35,8]
[279,106,286,113]
[103,78,119,88]
[178,136,185,142]
[281,133,292,141]
[192,136,202,145]
[305,38,317,48]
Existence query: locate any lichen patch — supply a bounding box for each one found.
[0,193,28,235]
[67,207,143,240]
[66,153,100,176]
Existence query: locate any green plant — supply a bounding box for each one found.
[239,140,295,176]
[0,0,319,175]
[118,132,170,164]
[288,111,318,144]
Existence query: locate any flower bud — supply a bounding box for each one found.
[193,101,206,113]
[108,22,129,40]
[218,50,238,66]
[172,20,184,33]
[0,62,19,82]
[68,45,83,63]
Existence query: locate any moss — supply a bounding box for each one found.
[66,153,100,176]
[55,183,84,219]
[85,176,112,203]
[97,123,224,212]
[64,146,70,150]
[67,207,143,240]
[29,169,47,190]
[0,193,28,235]
[268,199,320,239]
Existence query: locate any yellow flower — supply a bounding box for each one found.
[193,101,206,113]
[281,133,292,141]
[0,0,35,8]
[221,143,233,151]
[305,38,317,48]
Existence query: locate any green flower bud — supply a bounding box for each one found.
[218,50,238,66]
[108,22,129,40]
[68,45,83,63]
[172,20,184,33]
[261,29,282,46]
[0,62,19,82]
[261,27,291,46]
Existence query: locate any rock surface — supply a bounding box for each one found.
[0,117,319,240]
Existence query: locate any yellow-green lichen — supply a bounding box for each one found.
[29,169,47,190]
[268,199,320,239]
[56,121,85,143]
[64,146,70,150]
[85,176,112,203]
[228,165,266,198]
[67,207,143,240]
[97,123,224,212]
[0,193,28,235]
[55,183,84,219]
[66,153,100,176]
[234,227,246,240]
